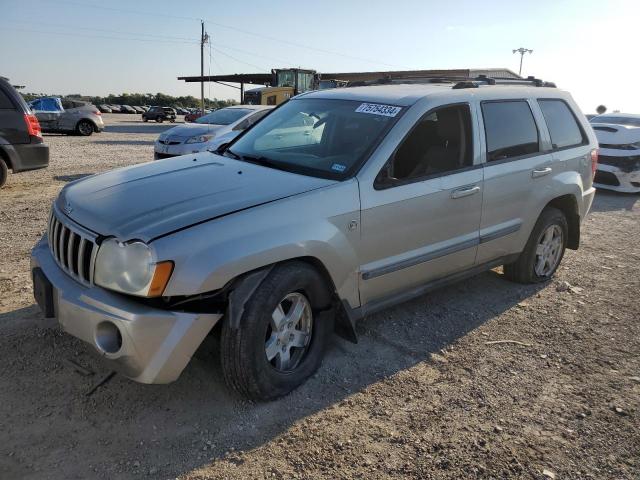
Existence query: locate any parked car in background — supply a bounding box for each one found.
[98,104,112,113]
[0,77,49,188]
[120,105,136,114]
[29,97,104,136]
[154,105,272,159]
[32,80,597,400]
[175,107,190,115]
[184,110,208,122]
[142,106,176,123]
[110,105,122,112]
[590,114,640,193]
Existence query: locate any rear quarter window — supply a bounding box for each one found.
[0,88,16,109]
[538,99,586,149]
[481,101,540,162]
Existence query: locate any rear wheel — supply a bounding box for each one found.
[503,207,568,283]
[0,158,8,188]
[142,116,148,122]
[156,117,163,123]
[220,262,333,401]
[76,120,94,136]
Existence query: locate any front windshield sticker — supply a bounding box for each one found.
[331,163,347,172]
[355,103,402,117]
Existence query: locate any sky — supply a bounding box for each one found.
[1,0,638,114]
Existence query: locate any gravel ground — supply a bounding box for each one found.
[0,113,639,479]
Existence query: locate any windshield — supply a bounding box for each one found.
[591,116,640,127]
[227,98,403,179]
[196,108,252,125]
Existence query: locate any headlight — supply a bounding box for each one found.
[94,239,173,297]
[185,134,214,144]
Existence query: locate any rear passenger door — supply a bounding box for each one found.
[476,99,554,264]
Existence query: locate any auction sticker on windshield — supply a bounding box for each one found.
[355,103,402,117]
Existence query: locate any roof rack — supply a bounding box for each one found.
[347,74,556,89]
[453,75,557,89]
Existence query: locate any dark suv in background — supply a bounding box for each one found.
[0,77,49,188]
[142,106,176,123]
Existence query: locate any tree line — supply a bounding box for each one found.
[20,92,237,109]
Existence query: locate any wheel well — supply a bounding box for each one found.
[546,194,580,250]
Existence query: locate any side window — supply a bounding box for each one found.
[538,99,585,149]
[382,104,473,182]
[30,99,42,110]
[0,89,15,109]
[266,95,277,105]
[482,101,539,161]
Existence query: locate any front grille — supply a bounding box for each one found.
[594,170,620,186]
[48,211,98,286]
[159,137,182,145]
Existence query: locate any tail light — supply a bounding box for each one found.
[94,110,101,115]
[24,114,42,138]
[590,148,599,178]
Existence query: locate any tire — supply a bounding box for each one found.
[76,120,94,136]
[220,262,334,401]
[503,207,568,284]
[156,117,163,123]
[170,118,175,123]
[142,116,148,122]
[0,158,8,189]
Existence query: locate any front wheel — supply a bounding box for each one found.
[503,207,568,284]
[76,120,94,136]
[220,262,333,401]
[142,116,148,122]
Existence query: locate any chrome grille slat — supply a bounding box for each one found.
[47,209,97,286]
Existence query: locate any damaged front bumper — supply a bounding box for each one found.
[30,237,222,384]
[594,153,640,193]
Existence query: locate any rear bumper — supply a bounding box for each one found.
[7,141,49,172]
[30,236,222,384]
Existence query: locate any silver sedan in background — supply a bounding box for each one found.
[154,105,273,159]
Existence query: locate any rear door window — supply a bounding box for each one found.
[481,101,539,162]
[538,99,585,149]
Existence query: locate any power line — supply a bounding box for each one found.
[0,25,199,45]
[210,47,270,73]
[6,18,199,43]
[31,0,405,69]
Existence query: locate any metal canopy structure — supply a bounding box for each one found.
[177,68,521,101]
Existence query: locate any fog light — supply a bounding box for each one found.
[95,321,123,354]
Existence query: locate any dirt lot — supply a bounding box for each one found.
[1,113,639,479]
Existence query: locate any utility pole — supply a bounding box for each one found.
[200,20,209,114]
[512,47,533,76]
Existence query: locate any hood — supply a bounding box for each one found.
[159,123,227,140]
[592,123,640,146]
[57,153,335,242]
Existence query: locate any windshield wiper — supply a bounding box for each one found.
[223,148,240,159]
[236,154,282,170]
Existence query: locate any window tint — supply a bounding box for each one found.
[482,101,539,161]
[0,88,15,109]
[538,100,585,149]
[383,105,473,182]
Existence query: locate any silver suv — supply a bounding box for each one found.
[29,97,104,136]
[31,78,598,400]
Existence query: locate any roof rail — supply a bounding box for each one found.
[347,74,557,89]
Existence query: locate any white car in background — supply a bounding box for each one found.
[154,105,273,159]
[590,113,640,193]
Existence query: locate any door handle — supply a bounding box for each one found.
[450,185,480,199]
[532,167,552,178]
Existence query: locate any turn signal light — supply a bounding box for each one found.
[147,261,174,297]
